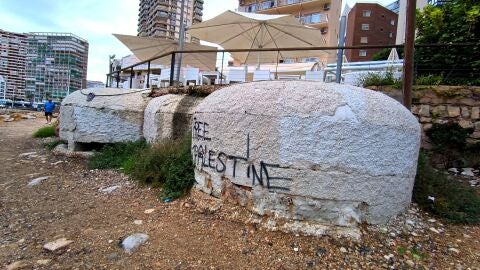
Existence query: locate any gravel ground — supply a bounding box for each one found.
[0,116,479,269]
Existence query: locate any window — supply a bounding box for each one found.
[389,32,393,38]
[320,27,328,34]
[247,4,256,12]
[302,57,319,62]
[362,10,371,17]
[281,58,295,64]
[323,3,330,11]
[360,37,368,43]
[391,19,395,25]
[361,24,369,30]
[359,50,367,57]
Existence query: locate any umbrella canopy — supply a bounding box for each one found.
[188,10,328,65]
[387,48,401,63]
[113,34,218,71]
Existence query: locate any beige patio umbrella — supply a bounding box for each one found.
[188,10,329,65]
[113,34,218,71]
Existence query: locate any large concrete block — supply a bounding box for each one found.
[143,95,203,144]
[192,81,421,231]
[59,88,150,144]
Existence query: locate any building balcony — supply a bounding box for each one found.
[240,0,331,14]
[298,13,328,26]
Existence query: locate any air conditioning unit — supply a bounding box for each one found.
[320,27,328,34]
[323,3,330,11]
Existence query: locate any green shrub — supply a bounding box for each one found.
[360,72,401,87]
[415,74,443,86]
[123,136,194,199]
[44,139,65,150]
[33,126,56,138]
[413,152,480,224]
[88,139,147,169]
[425,123,473,167]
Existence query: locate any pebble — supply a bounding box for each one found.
[428,219,436,223]
[384,254,394,260]
[406,260,415,267]
[461,168,475,177]
[315,248,327,257]
[448,168,458,174]
[339,247,347,253]
[405,219,415,227]
[36,259,51,265]
[293,247,299,252]
[43,238,73,252]
[99,185,120,194]
[18,152,37,158]
[448,247,460,254]
[121,233,149,254]
[27,176,49,187]
[133,220,143,225]
[429,227,440,234]
[6,261,28,270]
[144,209,155,214]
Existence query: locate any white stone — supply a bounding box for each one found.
[43,238,73,251]
[121,233,149,254]
[143,94,203,143]
[18,152,36,158]
[144,208,155,214]
[340,247,347,253]
[429,227,440,234]
[461,168,475,177]
[448,247,460,254]
[36,259,51,265]
[59,88,150,146]
[133,220,143,225]
[27,176,49,187]
[448,168,459,174]
[192,81,421,228]
[99,185,120,194]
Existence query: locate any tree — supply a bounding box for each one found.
[372,47,404,61]
[415,0,480,85]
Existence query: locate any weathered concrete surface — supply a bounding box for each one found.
[143,95,203,143]
[59,88,150,148]
[192,81,421,232]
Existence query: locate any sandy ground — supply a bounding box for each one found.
[0,117,479,269]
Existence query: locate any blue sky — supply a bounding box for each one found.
[0,0,393,82]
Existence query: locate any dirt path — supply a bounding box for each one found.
[1,119,479,269]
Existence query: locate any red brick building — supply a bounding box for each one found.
[345,3,398,62]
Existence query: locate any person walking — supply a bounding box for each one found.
[44,99,55,124]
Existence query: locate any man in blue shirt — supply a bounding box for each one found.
[44,99,55,124]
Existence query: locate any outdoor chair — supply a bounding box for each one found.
[183,68,200,86]
[226,68,247,83]
[253,70,271,81]
[305,70,325,82]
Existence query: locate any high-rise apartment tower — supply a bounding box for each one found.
[0,29,27,101]
[25,32,89,102]
[237,0,341,64]
[138,0,204,43]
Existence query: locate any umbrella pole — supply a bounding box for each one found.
[220,51,224,85]
[275,50,279,79]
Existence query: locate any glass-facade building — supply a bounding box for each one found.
[25,32,88,102]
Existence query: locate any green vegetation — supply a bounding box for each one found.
[372,47,404,61]
[415,74,443,86]
[425,123,473,167]
[88,139,147,169]
[415,0,480,85]
[413,152,480,224]
[33,126,56,138]
[123,136,194,199]
[359,72,402,88]
[88,136,195,199]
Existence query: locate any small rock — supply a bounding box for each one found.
[405,219,415,227]
[429,227,440,234]
[121,233,149,254]
[6,261,28,270]
[339,247,347,253]
[50,161,64,165]
[27,176,49,187]
[427,196,435,202]
[448,168,459,174]
[107,252,119,261]
[43,238,73,252]
[18,152,36,158]
[293,247,299,252]
[36,259,51,265]
[315,248,327,257]
[144,209,155,214]
[469,180,479,187]
[428,219,436,223]
[384,254,394,260]
[448,247,460,254]
[133,220,143,225]
[461,168,475,177]
[99,185,120,194]
[406,260,415,267]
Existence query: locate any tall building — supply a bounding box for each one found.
[237,0,342,64]
[25,32,89,102]
[345,3,398,62]
[137,0,204,43]
[385,0,400,13]
[0,29,27,101]
[0,75,6,99]
[396,0,428,44]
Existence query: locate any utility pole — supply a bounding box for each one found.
[402,0,416,109]
[175,0,186,84]
[335,12,347,83]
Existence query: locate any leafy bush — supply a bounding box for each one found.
[371,47,404,61]
[123,136,194,199]
[88,139,147,169]
[360,72,401,87]
[33,126,56,138]
[413,152,480,224]
[415,74,442,86]
[425,123,473,167]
